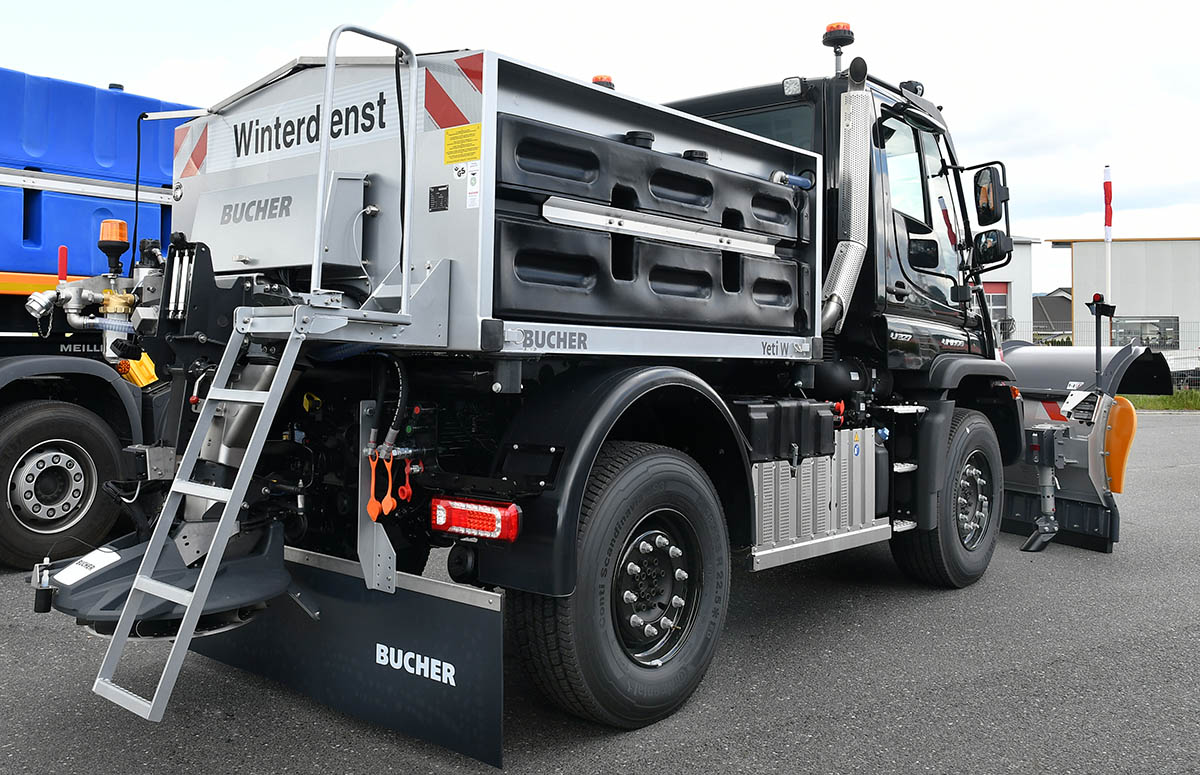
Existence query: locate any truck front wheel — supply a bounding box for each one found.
[890,408,1003,588]
[0,401,123,567]
[510,441,730,727]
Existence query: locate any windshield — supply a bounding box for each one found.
[711,104,816,151]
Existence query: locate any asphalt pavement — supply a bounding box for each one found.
[2,413,1198,774]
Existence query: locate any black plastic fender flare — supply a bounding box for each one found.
[476,365,752,597]
[0,356,143,443]
[910,354,1022,529]
[926,353,1016,389]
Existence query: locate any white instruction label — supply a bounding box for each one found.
[466,160,481,209]
[53,547,120,586]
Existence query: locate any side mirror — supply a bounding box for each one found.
[973,229,1013,266]
[908,238,940,269]
[974,166,1009,226]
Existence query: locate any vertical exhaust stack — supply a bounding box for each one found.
[821,56,871,334]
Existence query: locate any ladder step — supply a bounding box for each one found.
[893,462,918,473]
[172,480,233,502]
[132,576,194,606]
[892,519,918,533]
[93,678,153,719]
[207,388,270,404]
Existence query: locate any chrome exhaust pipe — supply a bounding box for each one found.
[821,57,871,334]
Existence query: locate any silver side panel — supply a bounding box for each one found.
[751,428,889,571]
[172,52,822,359]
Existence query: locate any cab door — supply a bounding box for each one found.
[875,96,973,364]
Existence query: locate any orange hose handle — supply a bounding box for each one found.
[381,456,398,515]
[366,451,382,521]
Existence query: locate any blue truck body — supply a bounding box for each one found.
[0,67,194,277]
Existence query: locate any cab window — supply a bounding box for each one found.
[711,104,816,151]
[881,112,964,306]
[921,131,963,277]
[881,117,925,220]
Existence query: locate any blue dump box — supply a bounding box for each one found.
[0,67,194,276]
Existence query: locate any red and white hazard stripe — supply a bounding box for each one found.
[422,53,484,130]
[174,122,208,179]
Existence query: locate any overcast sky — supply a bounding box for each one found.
[7,0,1197,291]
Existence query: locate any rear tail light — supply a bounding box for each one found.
[430,498,521,542]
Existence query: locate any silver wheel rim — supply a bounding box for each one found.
[7,438,97,535]
[955,450,992,551]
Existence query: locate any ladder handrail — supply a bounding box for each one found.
[311,23,419,315]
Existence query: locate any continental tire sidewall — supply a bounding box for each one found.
[937,411,1003,585]
[0,401,123,567]
[574,451,729,726]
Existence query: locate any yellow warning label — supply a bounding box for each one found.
[444,123,482,164]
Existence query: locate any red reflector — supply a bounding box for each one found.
[431,498,520,541]
[1093,292,1103,302]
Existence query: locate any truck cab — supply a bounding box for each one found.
[672,70,1005,366]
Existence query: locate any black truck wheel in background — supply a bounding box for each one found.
[0,400,123,567]
[890,409,1003,588]
[510,441,730,727]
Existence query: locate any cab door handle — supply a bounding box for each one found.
[888,281,910,300]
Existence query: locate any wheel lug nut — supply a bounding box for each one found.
[627,562,641,575]
[623,591,638,604]
[639,541,653,554]
[654,535,669,548]
[671,595,685,608]
[630,614,644,627]
[675,569,688,581]
[669,546,682,559]
[25,474,34,483]
[643,624,659,638]
[51,455,60,464]
[660,616,674,629]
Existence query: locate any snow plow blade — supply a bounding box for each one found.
[999,340,1172,552]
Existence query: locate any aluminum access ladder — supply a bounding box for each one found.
[92,325,302,720]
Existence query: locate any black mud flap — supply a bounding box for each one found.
[192,550,505,768]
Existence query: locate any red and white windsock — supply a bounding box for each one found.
[1103,165,1113,243]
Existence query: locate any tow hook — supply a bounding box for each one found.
[32,557,55,613]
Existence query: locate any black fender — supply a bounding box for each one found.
[0,355,143,444]
[926,353,1016,389]
[907,354,1023,529]
[476,365,752,597]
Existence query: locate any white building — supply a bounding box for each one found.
[1050,237,1200,371]
[981,236,1037,339]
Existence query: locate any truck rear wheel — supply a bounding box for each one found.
[510,441,729,727]
[0,401,123,567]
[890,408,1002,588]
